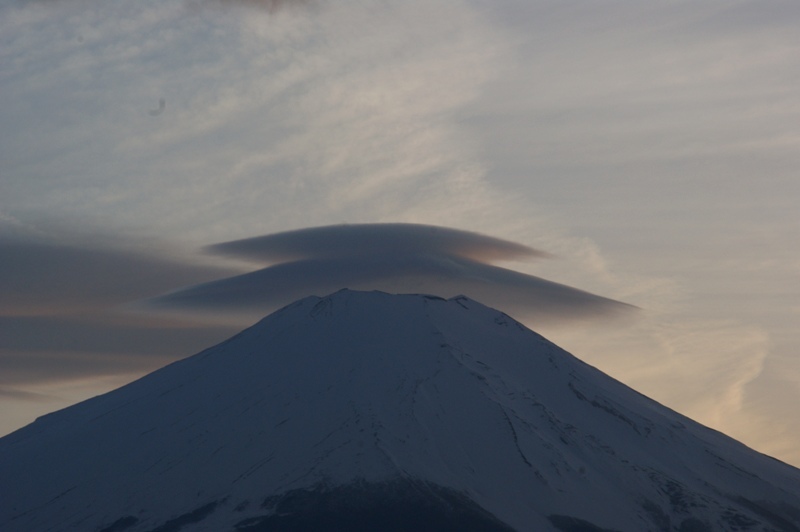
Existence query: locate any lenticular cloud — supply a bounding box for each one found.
[208,224,547,263]
[151,223,635,322]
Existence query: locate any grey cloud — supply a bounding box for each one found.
[0,229,241,390]
[0,349,158,387]
[205,0,315,13]
[0,235,238,314]
[0,387,52,402]
[0,315,239,359]
[153,224,635,323]
[0,315,239,385]
[208,223,548,263]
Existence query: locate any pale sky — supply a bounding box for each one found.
[1,0,799,466]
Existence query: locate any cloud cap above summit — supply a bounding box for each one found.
[151,223,635,323]
[207,223,547,264]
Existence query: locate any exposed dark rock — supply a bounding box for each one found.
[99,516,139,532]
[147,500,220,532]
[237,478,515,532]
[548,514,621,532]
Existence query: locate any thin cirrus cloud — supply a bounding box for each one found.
[151,223,636,323]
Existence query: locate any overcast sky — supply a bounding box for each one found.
[2,0,799,466]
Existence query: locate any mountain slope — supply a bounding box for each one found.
[1,290,799,531]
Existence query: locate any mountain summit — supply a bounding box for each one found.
[2,290,799,531]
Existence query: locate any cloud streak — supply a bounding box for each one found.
[0,225,241,397]
[0,234,236,315]
[152,224,635,323]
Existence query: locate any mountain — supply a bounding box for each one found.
[1,290,799,531]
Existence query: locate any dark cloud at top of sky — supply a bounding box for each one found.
[209,223,548,264]
[154,224,635,324]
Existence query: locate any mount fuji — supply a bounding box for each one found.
[1,290,799,531]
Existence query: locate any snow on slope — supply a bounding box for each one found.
[1,290,799,531]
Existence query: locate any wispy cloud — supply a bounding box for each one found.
[0,387,52,402]
[0,315,239,384]
[0,0,510,242]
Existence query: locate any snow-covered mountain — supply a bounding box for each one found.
[2,290,799,531]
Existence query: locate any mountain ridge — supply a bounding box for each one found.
[1,290,799,531]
